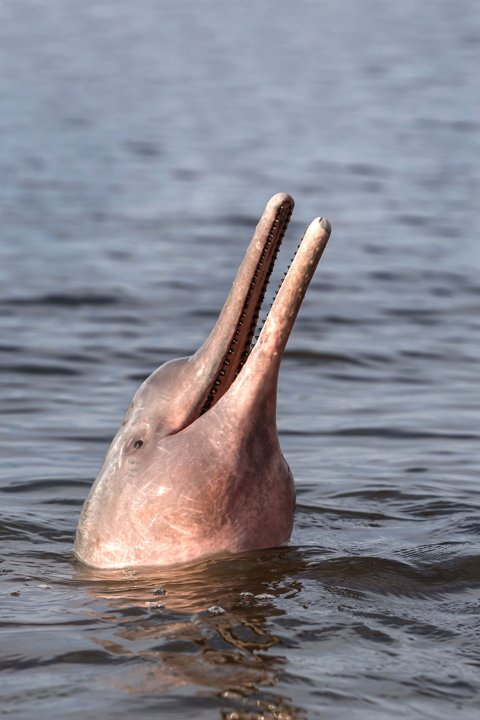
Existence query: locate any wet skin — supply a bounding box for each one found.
[74,194,331,569]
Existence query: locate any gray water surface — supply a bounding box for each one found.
[1,1,480,718]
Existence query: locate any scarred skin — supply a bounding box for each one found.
[74,193,331,569]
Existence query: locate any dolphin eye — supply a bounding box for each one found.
[133,440,144,449]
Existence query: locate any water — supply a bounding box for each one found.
[1,1,479,717]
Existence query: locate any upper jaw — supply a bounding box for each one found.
[191,193,295,414]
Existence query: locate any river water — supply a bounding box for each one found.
[1,1,479,718]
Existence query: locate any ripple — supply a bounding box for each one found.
[302,553,480,597]
[0,478,89,494]
[1,363,82,377]
[284,349,367,366]
[0,292,125,308]
[283,427,479,440]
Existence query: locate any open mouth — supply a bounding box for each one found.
[194,193,331,421]
[200,195,294,413]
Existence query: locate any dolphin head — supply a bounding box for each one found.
[74,194,331,568]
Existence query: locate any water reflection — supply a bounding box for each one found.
[74,549,307,717]
[72,543,480,716]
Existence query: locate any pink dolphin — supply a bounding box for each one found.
[74,194,331,569]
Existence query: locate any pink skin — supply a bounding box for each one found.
[74,194,331,569]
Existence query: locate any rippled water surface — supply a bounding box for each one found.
[1,1,480,718]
